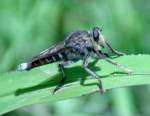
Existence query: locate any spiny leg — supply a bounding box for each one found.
[97,50,119,59]
[98,50,110,58]
[71,47,105,93]
[95,50,133,74]
[83,54,105,93]
[53,61,75,94]
[105,41,125,56]
[53,63,67,94]
[98,50,119,59]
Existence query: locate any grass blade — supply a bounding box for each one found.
[0,54,150,115]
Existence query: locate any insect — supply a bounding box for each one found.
[18,27,132,94]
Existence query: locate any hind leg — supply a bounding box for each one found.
[52,61,74,94]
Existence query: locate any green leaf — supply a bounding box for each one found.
[0,54,150,115]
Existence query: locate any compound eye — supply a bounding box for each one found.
[93,28,99,42]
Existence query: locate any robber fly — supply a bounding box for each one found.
[18,27,132,94]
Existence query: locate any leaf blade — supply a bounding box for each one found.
[0,54,150,115]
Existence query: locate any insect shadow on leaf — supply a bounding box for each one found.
[15,58,133,96]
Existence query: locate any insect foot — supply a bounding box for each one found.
[52,87,59,95]
[97,83,105,94]
[95,75,106,94]
[125,68,134,75]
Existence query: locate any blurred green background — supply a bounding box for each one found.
[0,0,150,116]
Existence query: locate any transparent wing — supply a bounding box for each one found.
[31,42,65,61]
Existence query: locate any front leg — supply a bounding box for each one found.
[98,50,120,59]
[83,54,105,93]
[105,41,125,56]
[95,50,133,74]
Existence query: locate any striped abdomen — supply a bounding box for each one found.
[18,51,68,71]
[30,52,68,69]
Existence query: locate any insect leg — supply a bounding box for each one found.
[83,54,104,93]
[97,50,118,59]
[98,50,110,58]
[53,61,75,94]
[53,63,67,94]
[105,41,125,56]
[95,50,133,74]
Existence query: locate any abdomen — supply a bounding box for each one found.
[18,51,68,71]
